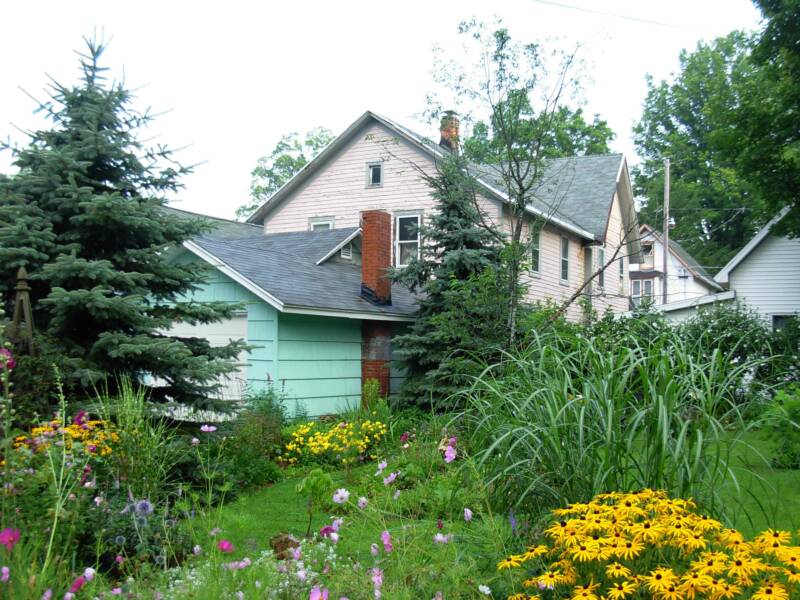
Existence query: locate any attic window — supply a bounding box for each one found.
[642,242,653,257]
[310,217,334,231]
[340,243,352,259]
[367,163,383,187]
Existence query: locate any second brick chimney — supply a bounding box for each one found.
[360,210,392,305]
[439,110,459,152]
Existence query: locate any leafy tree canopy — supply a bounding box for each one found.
[237,127,334,219]
[633,32,768,270]
[0,39,245,409]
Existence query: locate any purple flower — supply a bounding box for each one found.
[291,547,302,561]
[329,532,339,544]
[319,525,335,538]
[444,445,457,463]
[110,589,122,596]
[433,533,452,544]
[380,530,393,553]
[371,567,384,588]
[72,410,88,426]
[135,499,154,516]
[464,508,473,522]
[0,566,8,583]
[358,496,369,509]
[0,528,20,552]
[332,488,350,504]
[200,424,217,433]
[382,471,398,486]
[310,588,329,600]
[399,432,410,443]
[192,545,201,556]
[509,509,518,534]
[448,436,457,447]
[41,590,53,600]
[332,518,344,532]
[375,460,388,476]
[0,349,15,370]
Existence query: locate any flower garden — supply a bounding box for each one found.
[1,308,800,600]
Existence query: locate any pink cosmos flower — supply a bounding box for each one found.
[200,424,217,433]
[370,543,379,557]
[332,488,350,504]
[444,445,457,463]
[217,539,234,553]
[72,411,88,426]
[380,530,393,553]
[310,587,329,600]
[41,590,52,600]
[319,525,335,538]
[357,496,368,509]
[0,528,20,552]
[399,432,410,443]
[291,547,302,561]
[464,508,473,522]
[0,566,8,582]
[68,575,86,593]
[191,437,200,446]
[329,532,339,544]
[111,589,122,596]
[371,567,384,588]
[433,533,452,544]
[382,471,398,486]
[374,460,387,476]
[83,567,95,581]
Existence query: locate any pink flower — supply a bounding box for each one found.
[310,587,330,600]
[0,349,15,370]
[371,567,384,588]
[72,410,88,426]
[437,519,443,530]
[83,567,95,581]
[217,539,234,553]
[291,547,302,561]
[433,533,452,544]
[0,528,20,552]
[382,471,398,486]
[374,460,387,476]
[370,543,379,557]
[41,590,52,600]
[331,517,344,532]
[444,445,457,463]
[464,508,473,522]
[64,594,75,600]
[0,566,8,582]
[200,424,217,433]
[329,532,339,544]
[111,589,122,596]
[191,437,200,446]
[68,575,86,593]
[192,545,201,556]
[115,555,125,564]
[380,530,393,553]
[332,488,350,504]
[319,525,335,538]
[448,436,457,447]
[399,432,410,443]
[358,496,369,509]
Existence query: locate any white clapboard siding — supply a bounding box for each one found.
[728,234,800,319]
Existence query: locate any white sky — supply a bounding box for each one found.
[1,1,762,220]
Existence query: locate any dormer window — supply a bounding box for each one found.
[367,162,383,187]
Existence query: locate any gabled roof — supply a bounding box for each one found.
[182,224,417,321]
[715,208,790,284]
[639,224,723,292]
[245,110,629,243]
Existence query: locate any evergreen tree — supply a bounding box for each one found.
[0,39,246,409]
[391,153,504,406]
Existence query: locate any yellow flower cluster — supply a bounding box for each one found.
[283,419,388,465]
[498,489,800,600]
[14,418,119,457]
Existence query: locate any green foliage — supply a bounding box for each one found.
[0,39,245,409]
[296,467,333,536]
[633,32,768,270]
[237,127,335,218]
[458,326,761,519]
[764,386,800,469]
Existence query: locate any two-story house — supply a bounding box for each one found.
[168,111,640,414]
[628,224,723,307]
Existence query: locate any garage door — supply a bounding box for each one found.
[167,313,249,402]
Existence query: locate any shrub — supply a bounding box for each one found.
[282,418,388,467]
[458,327,759,519]
[764,385,800,468]
[497,489,800,600]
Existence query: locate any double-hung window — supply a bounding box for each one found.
[560,236,570,282]
[367,162,383,187]
[618,256,625,293]
[632,279,653,306]
[530,228,541,274]
[396,215,420,266]
[598,247,605,289]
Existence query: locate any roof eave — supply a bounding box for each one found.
[715,207,790,284]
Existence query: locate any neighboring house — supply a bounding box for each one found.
[660,208,800,326]
[629,224,723,307]
[170,110,641,414]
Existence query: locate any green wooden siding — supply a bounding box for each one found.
[277,313,362,416]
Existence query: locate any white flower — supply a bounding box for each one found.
[478,584,492,595]
[332,488,350,504]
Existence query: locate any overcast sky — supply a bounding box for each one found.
[1,1,762,219]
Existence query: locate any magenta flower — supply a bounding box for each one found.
[0,528,20,552]
[200,424,217,433]
[437,519,443,530]
[72,410,88,426]
[382,471,398,486]
[444,445,457,463]
[380,530,393,553]
[0,566,8,582]
[464,508,474,522]
[399,431,410,443]
[0,349,15,370]
[69,575,86,593]
[319,525,335,538]
[217,539,234,553]
[332,488,350,504]
[310,587,329,600]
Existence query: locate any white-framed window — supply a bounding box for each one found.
[560,236,570,282]
[309,216,334,231]
[395,214,420,267]
[632,279,654,306]
[367,162,383,187]
[618,255,625,293]
[642,242,653,257]
[598,247,605,289]
[530,228,541,274]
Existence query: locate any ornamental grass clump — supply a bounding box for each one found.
[283,419,388,466]
[498,489,799,600]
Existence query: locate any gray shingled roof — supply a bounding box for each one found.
[668,238,722,291]
[189,223,418,318]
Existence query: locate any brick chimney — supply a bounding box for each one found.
[439,110,459,152]
[360,210,392,305]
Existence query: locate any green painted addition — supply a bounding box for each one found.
[277,313,362,417]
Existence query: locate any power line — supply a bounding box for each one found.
[530,0,704,33]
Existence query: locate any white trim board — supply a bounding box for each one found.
[316,228,362,265]
[657,290,736,313]
[715,208,790,284]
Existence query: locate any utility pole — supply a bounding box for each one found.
[662,158,670,305]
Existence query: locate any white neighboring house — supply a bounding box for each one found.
[628,224,723,307]
[659,208,800,327]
